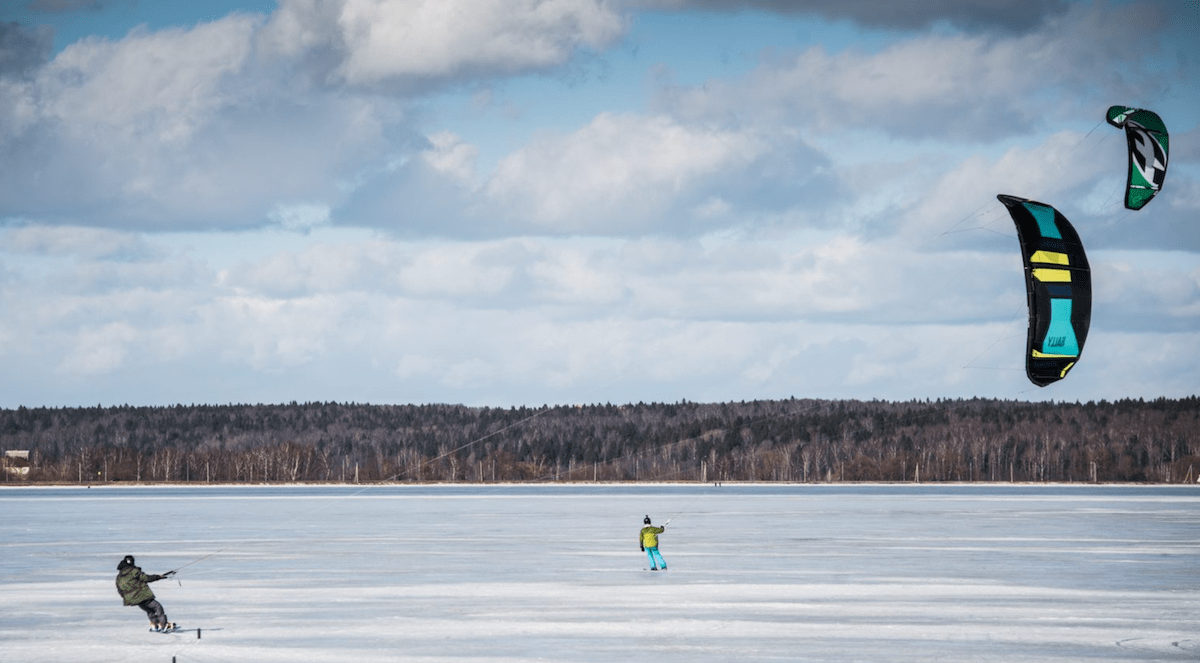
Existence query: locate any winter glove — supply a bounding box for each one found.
[164,570,177,577]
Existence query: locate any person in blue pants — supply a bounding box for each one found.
[640,515,667,570]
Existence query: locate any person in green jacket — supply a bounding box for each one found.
[639,515,667,571]
[115,555,176,631]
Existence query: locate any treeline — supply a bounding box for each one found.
[1,397,1198,484]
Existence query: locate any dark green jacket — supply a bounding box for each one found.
[116,565,162,606]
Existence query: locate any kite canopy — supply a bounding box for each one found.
[1105,106,1168,210]
[998,195,1092,387]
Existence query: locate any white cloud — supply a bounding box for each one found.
[421,131,479,184]
[893,130,1117,244]
[37,16,258,144]
[218,239,397,298]
[269,202,332,232]
[208,294,350,370]
[3,222,1197,405]
[342,0,622,83]
[396,243,520,298]
[395,353,438,379]
[262,0,625,89]
[484,113,767,232]
[527,247,627,305]
[57,322,138,376]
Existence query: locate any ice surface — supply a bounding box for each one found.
[1,483,1197,662]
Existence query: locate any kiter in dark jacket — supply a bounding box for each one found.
[115,555,175,631]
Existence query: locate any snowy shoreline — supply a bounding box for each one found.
[3,479,1196,489]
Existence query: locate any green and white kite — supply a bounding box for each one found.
[1105,106,1168,211]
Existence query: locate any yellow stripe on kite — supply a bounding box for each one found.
[1032,268,1071,282]
[1031,250,1069,265]
[1059,362,1076,378]
[1032,349,1078,359]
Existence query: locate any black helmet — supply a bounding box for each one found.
[643,515,651,525]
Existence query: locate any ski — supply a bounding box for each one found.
[149,625,203,638]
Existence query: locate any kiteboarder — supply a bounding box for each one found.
[115,555,176,631]
[640,515,667,571]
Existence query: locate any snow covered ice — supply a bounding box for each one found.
[1,483,1197,662]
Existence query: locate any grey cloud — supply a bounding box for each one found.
[1169,127,1199,164]
[336,143,498,240]
[22,0,106,12]
[0,21,52,77]
[638,0,1069,33]
[1092,257,1200,335]
[0,69,402,232]
[1083,194,1200,253]
[0,225,161,261]
[655,3,1175,144]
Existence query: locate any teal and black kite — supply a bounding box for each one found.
[1106,106,1168,210]
[998,195,1092,387]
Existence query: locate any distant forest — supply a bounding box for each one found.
[2,397,1198,484]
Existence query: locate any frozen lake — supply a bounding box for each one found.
[1,483,1197,662]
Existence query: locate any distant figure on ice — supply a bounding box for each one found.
[640,515,667,571]
[116,555,176,631]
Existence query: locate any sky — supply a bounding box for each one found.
[1,0,1198,409]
